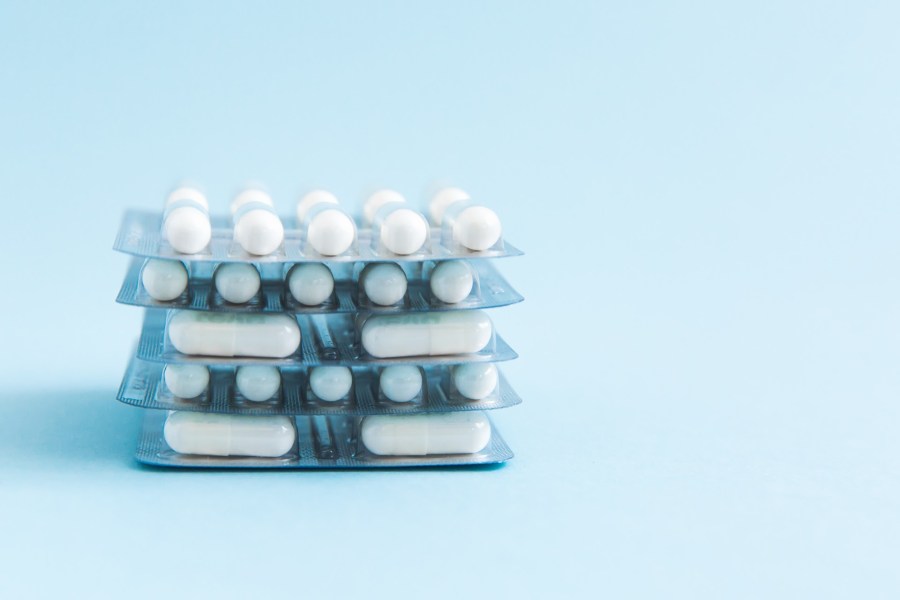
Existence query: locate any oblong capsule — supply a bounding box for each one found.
[361,412,491,456]
[164,412,296,457]
[168,310,301,358]
[361,311,492,358]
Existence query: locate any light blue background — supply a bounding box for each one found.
[1,1,898,598]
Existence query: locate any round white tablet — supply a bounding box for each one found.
[363,189,406,225]
[429,261,474,304]
[429,187,470,225]
[453,206,502,251]
[214,262,260,304]
[142,259,188,301]
[287,263,334,306]
[164,364,210,399]
[361,263,407,306]
[235,365,281,402]
[379,365,423,403]
[164,187,211,255]
[296,189,339,222]
[452,363,499,400]
[380,208,428,255]
[308,208,355,256]
[309,366,353,402]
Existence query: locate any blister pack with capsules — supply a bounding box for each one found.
[114,185,523,468]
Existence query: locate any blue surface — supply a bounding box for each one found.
[1,1,899,598]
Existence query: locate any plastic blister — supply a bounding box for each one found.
[118,355,521,415]
[117,257,523,313]
[114,209,522,263]
[136,309,518,367]
[135,410,513,468]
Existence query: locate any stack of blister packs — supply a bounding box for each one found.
[113,186,523,468]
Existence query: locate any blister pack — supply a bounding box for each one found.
[115,185,522,468]
[118,355,521,416]
[135,309,518,367]
[117,256,523,314]
[136,410,513,468]
[115,209,522,263]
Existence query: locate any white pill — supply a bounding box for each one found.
[379,365,423,403]
[452,363,499,400]
[235,365,281,402]
[163,187,211,254]
[361,263,407,306]
[164,412,295,457]
[363,189,406,225]
[168,311,301,358]
[361,412,491,456]
[308,208,355,256]
[429,261,474,304]
[361,310,493,358]
[453,205,502,251]
[287,263,334,306]
[214,262,260,304]
[231,189,284,256]
[142,259,188,301]
[309,366,353,402]
[163,364,210,399]
[429,187,470,225]
[296,189,339,222]
[380,208,428,255]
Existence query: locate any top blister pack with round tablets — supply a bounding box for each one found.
[114,186,522,263]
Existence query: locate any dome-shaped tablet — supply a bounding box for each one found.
[287,263,334,306]
[429,261,474,304]
[142,259,188,301]
[361,263,407,306]
[308,208,355,256]
[296,190,339,222]
[214,262,260,304]
[164,186,211,254]
[379,365,422,403]
[309,366,353,402]
[453,206,502,251]
[452,363,499,400]
[236,365,281,402]
[164,364,210,399]
[429,187,470,225]
[380,208,428,255]
[363,189,406,225]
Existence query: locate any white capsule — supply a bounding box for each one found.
[379,365,423,403]
[363,189,406,225]
[163,364,210,399]
[361,263,407,306]
[429,261,474,304]
[164,412,296,457]
[214,262,260,304]
[452,363,499,400]
[380,208,428,255]
[231,189,284,256]
[361,412,491,456]
[168,311,301,358]
[452,205,502,251]
[141,259,188,301]
[163,187,211,254]
[429,187,470,225]
[361,311,493,358]
[297,191,356,256]
[308,366,353,402]
[287,263,334,306]
[235,365,281,402]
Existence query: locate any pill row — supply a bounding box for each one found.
[119,356,521,416]
[136,410,513,467]
[115,207,522,264]
[120,256,522,313]
[137,309,518,367]
[161,187,503,257]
